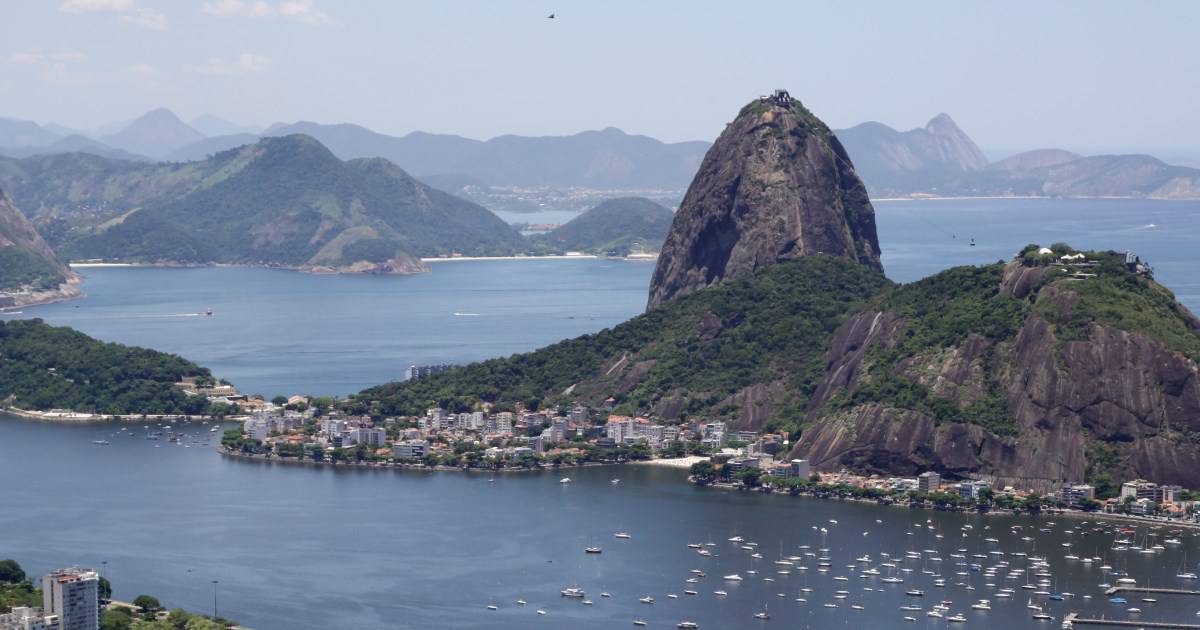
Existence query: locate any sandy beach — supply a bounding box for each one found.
[629,455,708,469]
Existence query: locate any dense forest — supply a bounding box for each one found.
[0,319,218,414]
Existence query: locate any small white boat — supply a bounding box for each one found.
[639,596,655,604]
[486,605,497,610]
[559,477,571,484]
[615,532,632,539]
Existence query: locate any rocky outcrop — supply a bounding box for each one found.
[0,188,80,307]
[790,262,1200,488]
[647,92,882,309]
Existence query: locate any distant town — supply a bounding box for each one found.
[205,370,1200,528]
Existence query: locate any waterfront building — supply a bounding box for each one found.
[43,568,99,630]
[917,471,941,493]
[392,439,430,459]
[243,416,270,441]
[790,459,811,479]
[1120,479,1158,501]
[1060,483,1096,506]
[956,480,992,499]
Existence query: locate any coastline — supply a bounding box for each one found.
[0,274,83,312]
[0,406,236,424]
[700,480,1200,531]
[217,445,623,474]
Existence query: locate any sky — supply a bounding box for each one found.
[4,0,1199,159]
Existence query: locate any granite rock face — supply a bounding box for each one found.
[647,92,881,309]
[790,264,1200,489]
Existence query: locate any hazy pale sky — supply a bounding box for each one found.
[5,0,1199,157]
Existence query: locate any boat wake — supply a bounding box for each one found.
[454,312,482,317]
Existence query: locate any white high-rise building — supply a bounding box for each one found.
[43,568,99,630]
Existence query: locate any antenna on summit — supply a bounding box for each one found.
[760,89,791,106]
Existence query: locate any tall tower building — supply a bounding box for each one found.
[43,568,99,630]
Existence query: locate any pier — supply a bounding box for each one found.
[1103,586,1200,597]
[1065,613,1200,628]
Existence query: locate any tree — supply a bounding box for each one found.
[166,609,191,629]
[689,460,717,485]
[271,395,288,406]
[737,468,762,488]
[101,608,134,630]
[0,559,25,584]
[184,618,224,630]
[98,576,113,601]
[132,595,161,614]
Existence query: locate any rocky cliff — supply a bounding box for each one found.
[0,188,80,307]
[790,253,1200,489]
[647,92,882,309]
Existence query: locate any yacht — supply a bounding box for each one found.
[486,605,497,610]
[615,532,632,539]
[561,587,585,598]
[638,596,655,604]
[676,623,698,629]
[633,621,647,627]
[559,477,571,484]
[585,546,602,554]
[724,574,744,581]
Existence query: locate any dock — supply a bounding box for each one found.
[1075,612,1200,624]
[1103,586,1200,597]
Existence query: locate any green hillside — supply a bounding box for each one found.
[535,197,674,255]
[349,256,890,421]
[0,319,219,414]
[0,136,527,267]
[59,135,526,266]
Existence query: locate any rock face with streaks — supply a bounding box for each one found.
[790,259,1200,489]
[647,91,881,309]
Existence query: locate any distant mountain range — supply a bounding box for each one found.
[2,108,1199,198]
[0,135,525,270]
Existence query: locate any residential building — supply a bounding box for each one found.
[1120,479,1158,501]
[43,568,99,630]
[917,471,941,493]
[392,439,429,459]
[789,459,811,479]
[243,416,269,441]
[956,480,992,499]
[0,607,53,630]
[405,364,454,380]
[1060,484,1096,506]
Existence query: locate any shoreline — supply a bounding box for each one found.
[217,446,624,474]
[1,406,238,424]
[0,275,83,312]
[701,480,1200,531]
